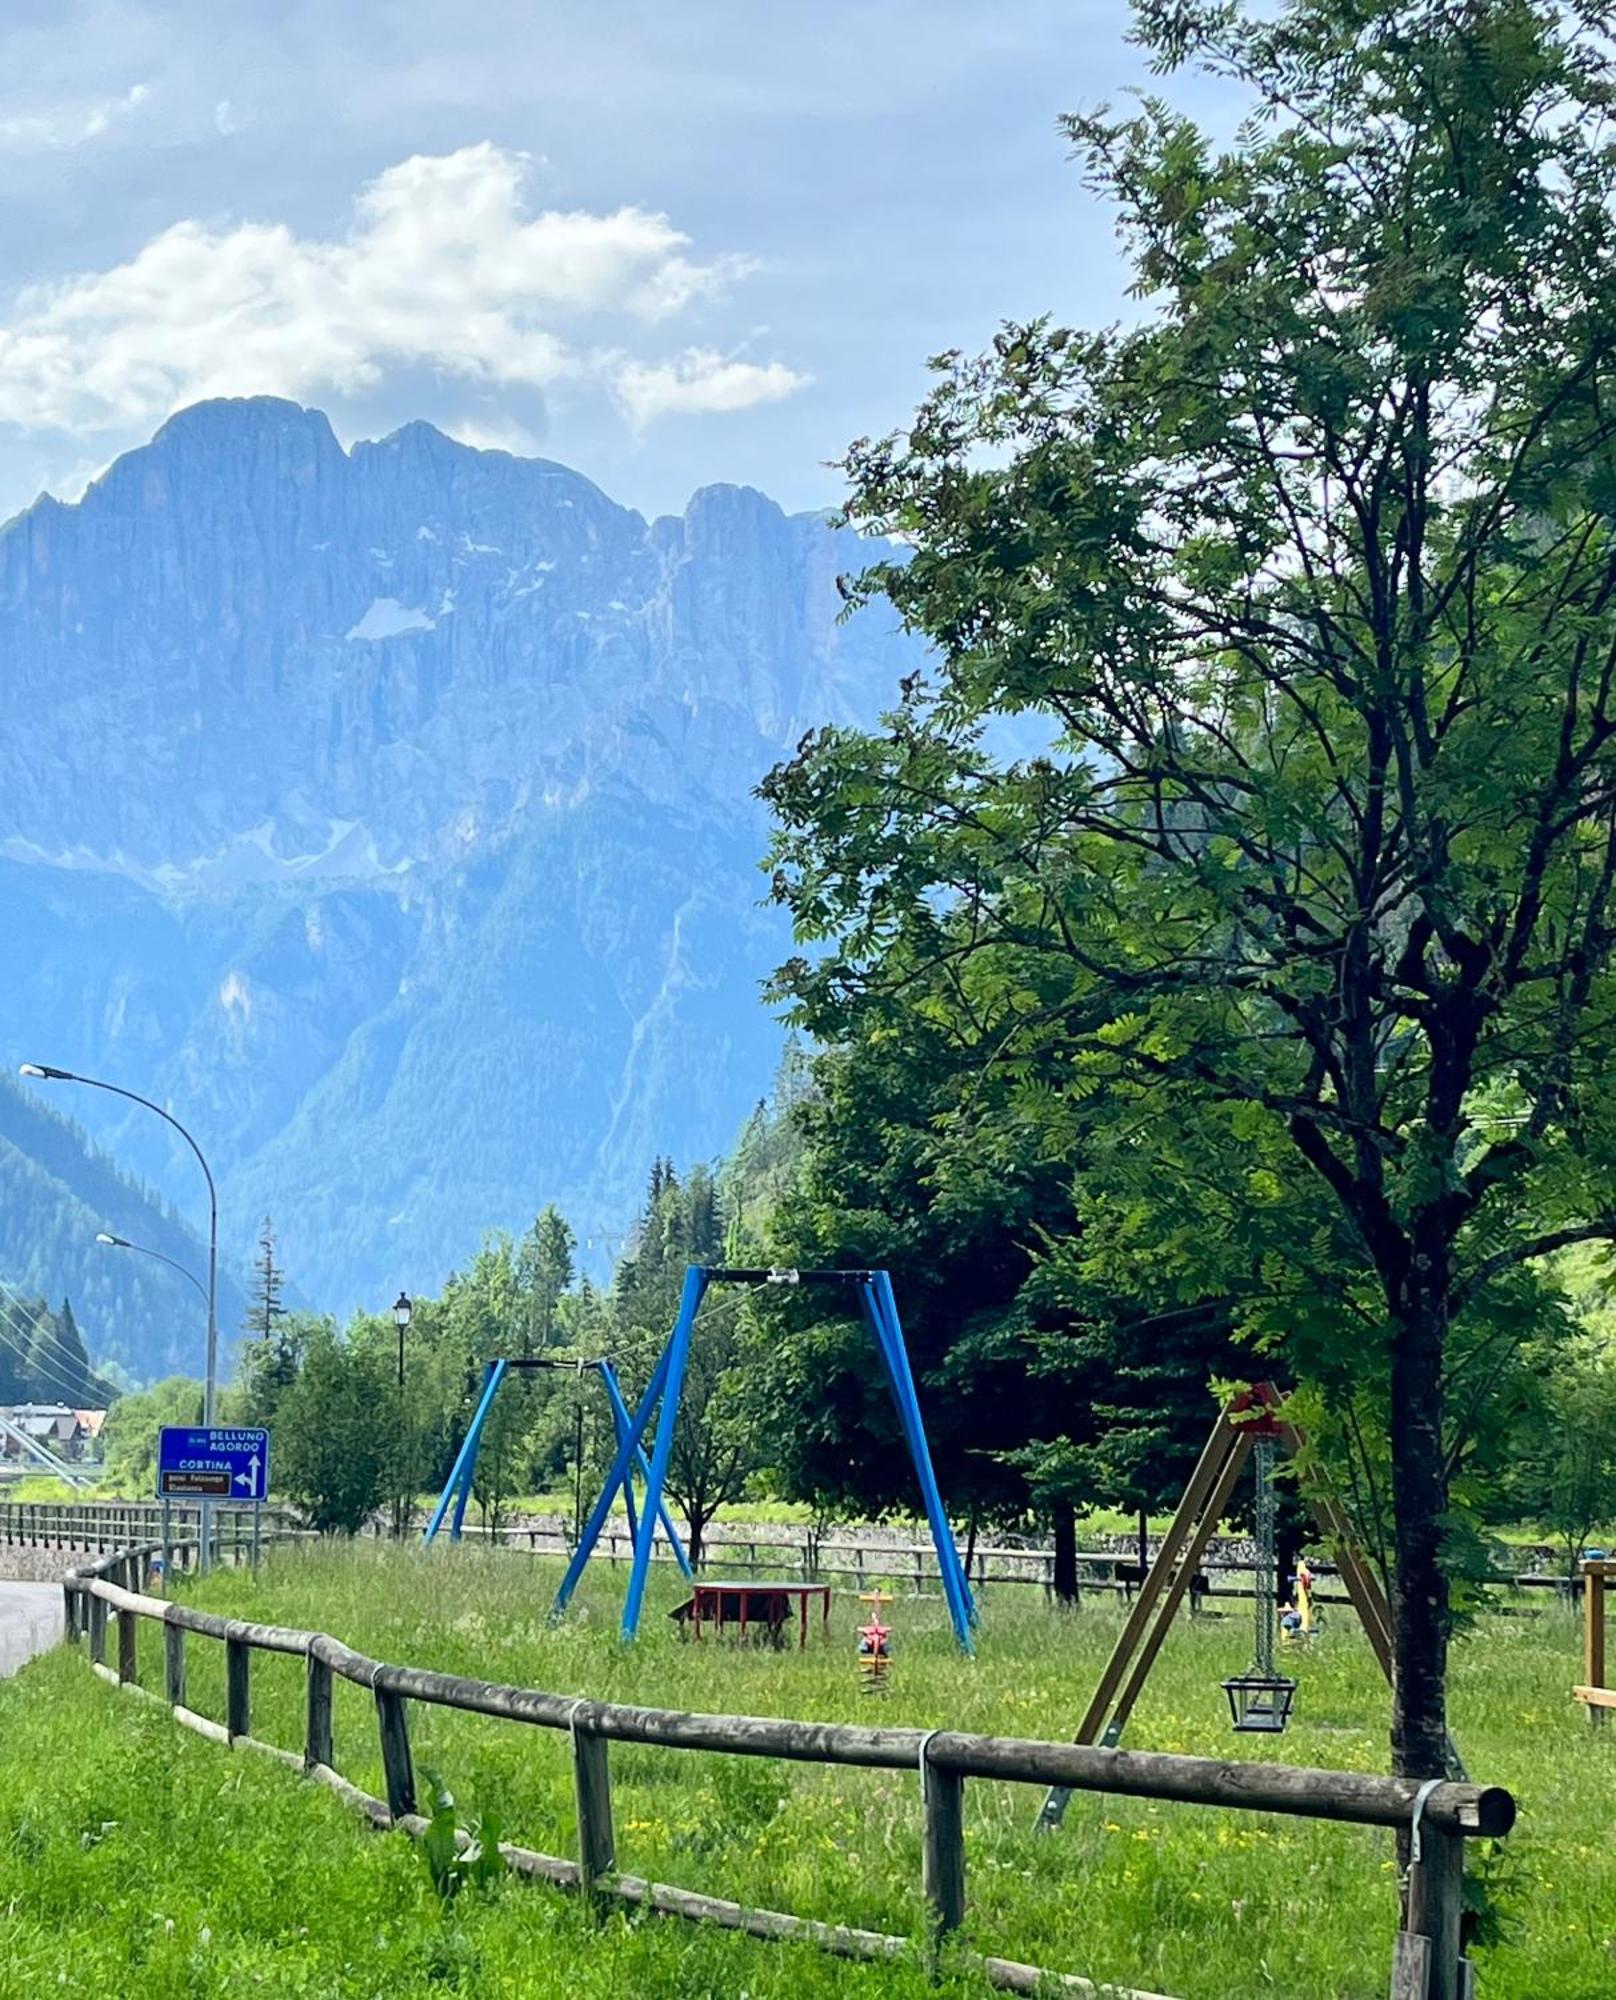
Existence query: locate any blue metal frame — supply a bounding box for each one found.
[861,1271,977,1640]
[550,1265,976,1651]
[424,1355,692,1576]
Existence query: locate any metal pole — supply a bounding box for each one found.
[23,1064,219,1571]
[573,1388,585,1548]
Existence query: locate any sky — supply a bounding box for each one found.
[0,1,1241,523]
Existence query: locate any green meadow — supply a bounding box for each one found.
[2,1542,1611,1998]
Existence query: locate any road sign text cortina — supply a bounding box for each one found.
[156,1426,270,1502]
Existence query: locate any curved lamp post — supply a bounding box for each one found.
[95,1230,209,1307]
[24,1063,219,1568]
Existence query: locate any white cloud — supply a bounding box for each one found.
[442,415,547,457]
[0,82,150,152]
[612,348,810,428]
[0,144,803,440]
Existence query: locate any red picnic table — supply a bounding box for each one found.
[682,1581,833,1648]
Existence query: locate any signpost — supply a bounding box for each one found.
[157,1427,269,1563]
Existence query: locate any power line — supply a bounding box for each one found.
[0,1279,102,1393]
[0,1303,91,1405]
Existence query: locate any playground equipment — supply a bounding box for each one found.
[1575,1556,1613,1724]
[1220,1429,1298,1734]
[856,1589,893,1693]
[551,1266,977,1650]
[1035,1382,1460,1833]
[424,1354,693,1582]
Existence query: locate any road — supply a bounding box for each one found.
[0,1581,61,1678]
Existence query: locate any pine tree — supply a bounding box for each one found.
[239,1218,301,1428]
[50,1298,92,1404]
[247,1218,286,1343]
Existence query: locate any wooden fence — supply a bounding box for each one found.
[62,1543,1513,2000]
[1575,1557,1613,1723]
[2,1500,292,1557]
[459,1517,1583,1612]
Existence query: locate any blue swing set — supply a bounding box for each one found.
[425,1265,978,1653]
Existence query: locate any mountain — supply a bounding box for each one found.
[0,1071,246,1385]
[0,398,913,1368]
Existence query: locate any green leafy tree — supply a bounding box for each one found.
[275,1322,394,1533]
[1515,1348,1616,1576]
[763,0,1616,1779]
[99,1376,204,1493]
[604,1162,763,1563]
[517,1206,576,1356]
[441,1236,532,1534]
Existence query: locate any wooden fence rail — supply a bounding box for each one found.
[1575,1558,1613,1723]
[455,1518,1584,1613]
[61,1543,1513,2000]
[3,1499,293,1556]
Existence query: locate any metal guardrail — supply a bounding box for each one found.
[62,1543,1513,2000]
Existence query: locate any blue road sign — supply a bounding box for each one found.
[157,1426,270,1502]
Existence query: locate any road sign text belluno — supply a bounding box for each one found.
[156,1426,270,1502]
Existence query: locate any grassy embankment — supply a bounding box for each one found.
[2,1542,1612,1999]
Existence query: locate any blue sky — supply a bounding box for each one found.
[0,1,1240,522]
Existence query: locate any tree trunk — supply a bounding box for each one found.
[1136,1506,1149,1578]
[686,1509,706,1572]
[1051,1500,1079,1606]
[1388,1286,1451,1780]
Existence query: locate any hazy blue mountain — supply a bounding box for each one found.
[0,398,913,1365]
[0,1070,245,1385]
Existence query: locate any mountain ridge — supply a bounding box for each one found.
[0,397,913,1353]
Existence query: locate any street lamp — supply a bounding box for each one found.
[24,1063,219,1569]
[393,1292,413,1389]
[391,1292,414,1539]
[95,1231,209,1306]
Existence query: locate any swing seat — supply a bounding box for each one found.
[1222,1671,1297,1733]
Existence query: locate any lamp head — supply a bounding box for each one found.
[19,1062,73,1081]
[393,1291,413,1328]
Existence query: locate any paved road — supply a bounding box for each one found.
[0,1581,61,1678]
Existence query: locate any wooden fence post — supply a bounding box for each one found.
[164,1621,186,1709]
[921,1750,966,1947]
[88,1591,107,1667]
[374,1685,416,1821]
[117,1605,138,1685]
[1402,1825,1466,2000]
[62,1579,78,1644]
[306,1652,334,1772]
[571,1703,615,1906]
[226,1634,251,1739]
[1586,1564,1607,1728]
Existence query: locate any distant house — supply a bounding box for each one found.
[0,1402,107,1463]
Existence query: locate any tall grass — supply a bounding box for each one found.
[8,1541,1614,1998]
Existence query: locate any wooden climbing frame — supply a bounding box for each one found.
[1574,1559,1614,1723]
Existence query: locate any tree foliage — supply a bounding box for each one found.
[762,0,1616,1778]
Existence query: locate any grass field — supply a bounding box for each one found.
[3,1543,1612,1998]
